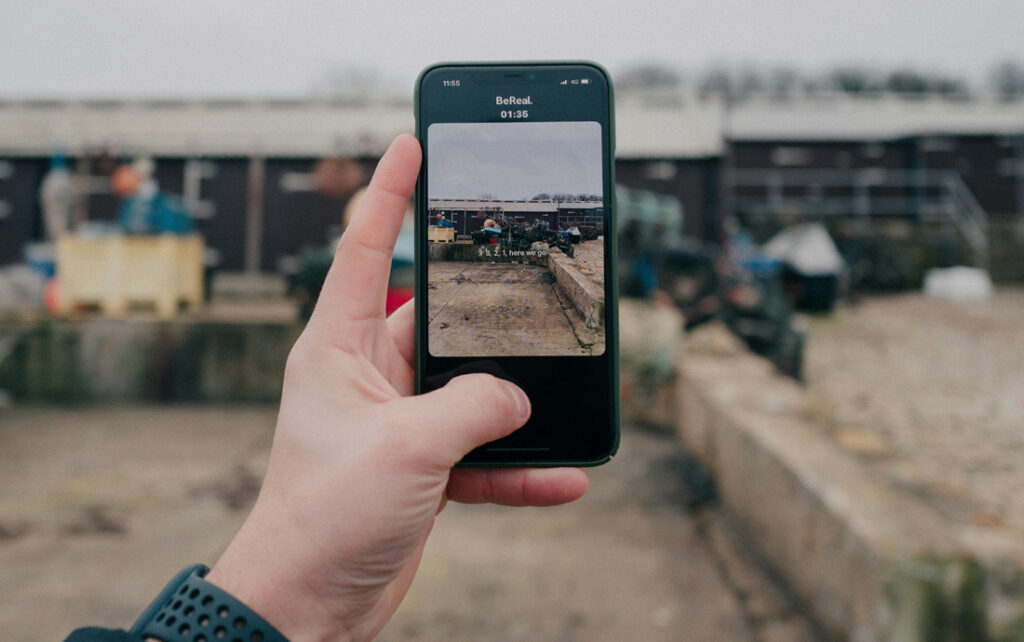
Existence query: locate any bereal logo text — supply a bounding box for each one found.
[496,96,533,105]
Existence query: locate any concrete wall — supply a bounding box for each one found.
[548,251,604,329]
[675,336,1024,640]
[0,318,301,402]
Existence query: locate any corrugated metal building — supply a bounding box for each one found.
[427,199,603,235]
[1,93,1022,276]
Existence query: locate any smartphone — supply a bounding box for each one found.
[414,61,619,466]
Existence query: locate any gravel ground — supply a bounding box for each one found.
[0,406,815,641]
[427,262,595,356]
[804,288,1024,535]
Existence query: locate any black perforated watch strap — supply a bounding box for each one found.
[132,565,288,642]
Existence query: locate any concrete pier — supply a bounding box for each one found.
[675,324,1024,640]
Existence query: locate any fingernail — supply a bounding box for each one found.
[502,381,530,419]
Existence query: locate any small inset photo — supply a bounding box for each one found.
[427,121,606,357]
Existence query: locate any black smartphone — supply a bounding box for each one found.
[415,61,618,467]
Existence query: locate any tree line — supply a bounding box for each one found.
[615,61,1024,100]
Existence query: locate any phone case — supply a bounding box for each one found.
[414,61,619,467]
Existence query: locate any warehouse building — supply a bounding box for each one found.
[1,93,1022,279]
[427,199,603,235]
[725,97,1024,279]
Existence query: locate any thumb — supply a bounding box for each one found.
[389,374,531,468]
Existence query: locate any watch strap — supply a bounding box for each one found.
[130,564,288,642]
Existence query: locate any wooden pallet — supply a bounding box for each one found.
[427,227,456,243]
[57,234,204,318]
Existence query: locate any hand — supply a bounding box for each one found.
[205,135,589,641]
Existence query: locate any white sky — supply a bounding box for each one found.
[428,122,603,200]
[1,0,1021,97]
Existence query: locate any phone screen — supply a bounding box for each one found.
[416,63,617,465]
[426,120,605,357]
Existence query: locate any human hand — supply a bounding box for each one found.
[204,135,589,641]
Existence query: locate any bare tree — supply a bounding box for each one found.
[616,63,683,90]
[991,60,1024,99]
[735,67,766,100]
[883,69,966,96]
[310,64,383,98]
[767,67,801,99]
[930,76,967,96]
[697,67,735,101]
[827,67,880,94]
[696,65,768,102]
[885,69,931,94]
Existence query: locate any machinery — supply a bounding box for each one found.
[471,217,576,258]
[617,184,806,380]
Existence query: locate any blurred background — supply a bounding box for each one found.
[1,2,1023,640]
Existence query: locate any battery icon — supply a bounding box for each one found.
[580,78,591,85]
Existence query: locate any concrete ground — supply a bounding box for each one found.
[0,406,816,642]
[804,289,1024,538]
[428,262,594,356]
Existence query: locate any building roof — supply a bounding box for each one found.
[614,91,724,158]
[429,199,556,212]
[0,93,1021,159]
[428,199,601,212]
[0,93,726,159]
[0,98,413,158]
[728,94,1024,141]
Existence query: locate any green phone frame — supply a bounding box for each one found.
[413,61,619,467]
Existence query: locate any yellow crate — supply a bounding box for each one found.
[57,234,204,318]
[427,226,456,243]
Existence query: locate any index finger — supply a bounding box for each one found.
[311,134,421,331]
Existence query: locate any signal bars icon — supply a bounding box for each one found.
[560,79,568,85]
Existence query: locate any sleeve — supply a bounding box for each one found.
[64,627,138,642]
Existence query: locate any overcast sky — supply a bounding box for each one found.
[428,122,602,200]
[1,1,1021,97]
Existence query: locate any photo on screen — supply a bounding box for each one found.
[427,121,605,357]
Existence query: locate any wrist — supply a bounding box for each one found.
[207,550,353,642]
[131,564,293,642]
[206,506,360,642]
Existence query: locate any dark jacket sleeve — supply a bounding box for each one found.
[65,627,138,642]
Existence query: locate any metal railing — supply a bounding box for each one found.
[729,168,989,268]
[557,215,604,228]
